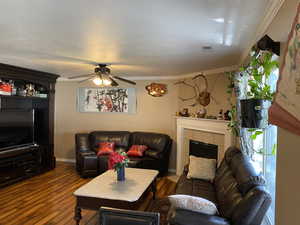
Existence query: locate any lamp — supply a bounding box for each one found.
[145,83,167,97]
[92,75,112,86]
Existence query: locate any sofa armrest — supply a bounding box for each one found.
[144,149,163,159]
[169,209,230,225]
[99,207,160,225]
[77,151,98,177]
[75,133,92,153]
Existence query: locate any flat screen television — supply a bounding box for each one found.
[0,110,35,151]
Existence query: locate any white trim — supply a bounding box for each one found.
[57,65,238,82]
[56,158,76,163]
[239,0,286,65]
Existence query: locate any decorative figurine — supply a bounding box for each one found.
[179,108,190,117]
[25,84,36,96]
[217,109,224,120]
[197,108,207,118]
[224,110,231,120]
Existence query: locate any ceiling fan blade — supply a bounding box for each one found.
[78,76,95,83]
[68,73,95,79]
[112,75,136,85]
[108,76,119,86]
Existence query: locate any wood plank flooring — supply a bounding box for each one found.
[0,162,176,225]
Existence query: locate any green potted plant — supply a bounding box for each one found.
[240,47,279,129]
[226,71,239,136]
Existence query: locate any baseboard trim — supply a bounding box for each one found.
[56,158,76,163]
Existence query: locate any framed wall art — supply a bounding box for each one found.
[77,87,136,114]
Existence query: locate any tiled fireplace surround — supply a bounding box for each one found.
[176,117,235,175]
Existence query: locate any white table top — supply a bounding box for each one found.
[74,168,159,202]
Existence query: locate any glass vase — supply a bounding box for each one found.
[117,165,125,181]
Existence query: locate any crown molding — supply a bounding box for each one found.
[57,65,238,82]
[239,0,286,65]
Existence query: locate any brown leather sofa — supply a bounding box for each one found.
[169,146,271,225]
[75,131,172,177]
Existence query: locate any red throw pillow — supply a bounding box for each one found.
[97,142,115,156]
[127,145,148,157]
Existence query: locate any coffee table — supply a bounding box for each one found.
[73,168,159,225]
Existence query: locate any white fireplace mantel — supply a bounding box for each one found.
[176,117,234,175]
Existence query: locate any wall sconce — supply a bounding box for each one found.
[145,83,167,97]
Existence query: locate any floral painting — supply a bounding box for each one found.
[77,88,136,113]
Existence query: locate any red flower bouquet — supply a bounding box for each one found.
[108,151,129,171]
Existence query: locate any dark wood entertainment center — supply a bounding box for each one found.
[0,63,59,187]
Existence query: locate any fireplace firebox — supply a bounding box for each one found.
[189,140,218,160]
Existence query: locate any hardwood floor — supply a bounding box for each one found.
[0,162,176,225]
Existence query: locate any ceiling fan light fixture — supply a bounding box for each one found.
[68,64,135,86]
[93,76,103,86]
[92,76,112,86]
[102,78,112,86]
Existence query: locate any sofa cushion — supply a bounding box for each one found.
[187,155,216,181]
[127,145,148,157]
[214,147,267,219]
[214,168,242,219]
[130,132,170,153]
[168,195,218,215]
[144,149,163,159]
[224,146,241,164]
[89,131,131,151]
[176,174,217,204]
[97,142,115,156]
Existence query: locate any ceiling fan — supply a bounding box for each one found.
[68,64,136,86]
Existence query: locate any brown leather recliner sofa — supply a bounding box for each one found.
[75,131,172,177]
[169,146,271,225]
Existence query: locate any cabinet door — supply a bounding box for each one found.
[0,97,32,111]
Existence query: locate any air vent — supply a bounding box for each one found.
[202,46,212,50]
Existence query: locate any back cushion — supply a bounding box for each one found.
[89,131,131,151]
[75,133,90,152]
[130,132,170,152]
[215,146,266,220]
[214,160,242,218]
[230,152,265,195]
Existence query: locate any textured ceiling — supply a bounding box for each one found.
[0,0,269,78]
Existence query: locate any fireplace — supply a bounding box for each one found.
[189,140,218,160]
[176,117,234,175]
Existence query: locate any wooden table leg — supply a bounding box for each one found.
[74,205,82,225]
[151,178,157,200]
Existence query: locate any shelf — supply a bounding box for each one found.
[0,95,48,100]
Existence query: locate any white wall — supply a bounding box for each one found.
[54,80,179,169]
